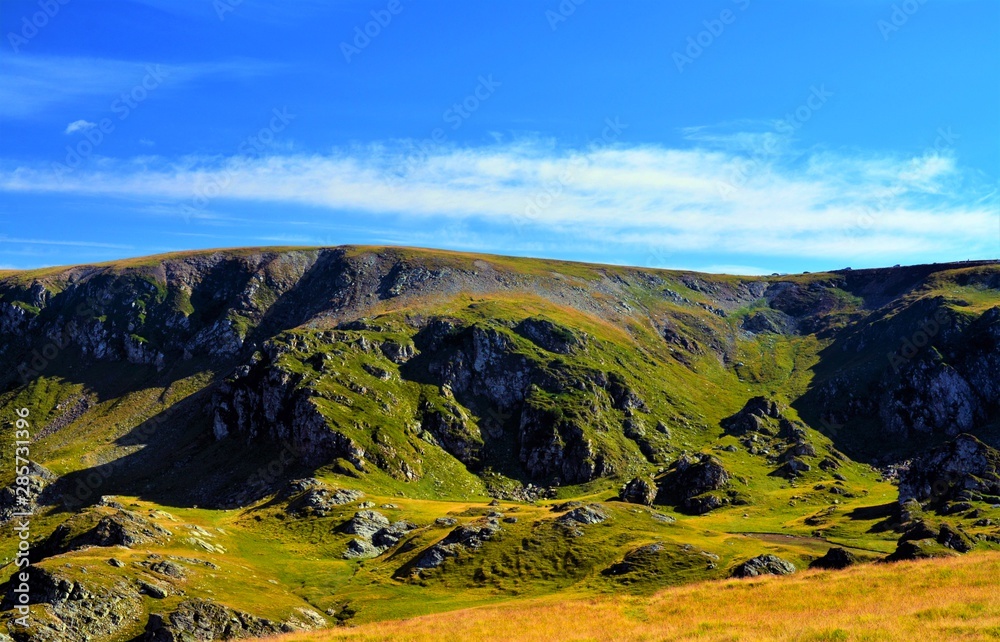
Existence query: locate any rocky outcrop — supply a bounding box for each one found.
[514,317,585,354]
[517,402,598,484]
[284,479,363,517]
[620,477,656,506]
[413,518,501,570]
[35,508,172,560]
[0,463,55,525]
[722,396,800,439]
[730,554,796,578]
[656,454,731,514]
[898,434,1000,506]
[419,401,483,467]
[144,599,289,640]
[556,504,608,526]
[879,351,979,438]
[211,343,367,470]
[1,565,144,641]
[344,510,391,539]
[809,547,858,569]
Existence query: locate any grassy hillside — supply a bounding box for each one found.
[0,247,998,640]
[272,552,1000,642]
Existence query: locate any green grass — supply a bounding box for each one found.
[0,248,997,639]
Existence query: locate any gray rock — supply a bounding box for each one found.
[809,547,858,569]
[343,538,381,559]
[414,519,501,569]
[558,504,608,526]
[657,454,730,513]
[731,554,796,578]
[620,477,656,506]
[344,510,390,538]
[898,434,1000,505]
[144,598,287,640]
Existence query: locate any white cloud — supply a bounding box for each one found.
[64,120,97,134]
[0,138,996,262]
[139,138,155,146]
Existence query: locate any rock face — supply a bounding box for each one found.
[898,434,1000,506]
[809,547,858,570]
[414,518,501,570]
[1,565,144,641]
[344,510,391,539]
[35,508,172,560]
[620,477,656,506]
[731,554,796,578]
[285,479,363,517]
[0,463,55,525]
[879,352,979,437]
[657,454,730,514]
[514,317,585,354]
[342,510,417,559]
[211,342,368,470]
[808,299,1000,444]
[144,599,288,640]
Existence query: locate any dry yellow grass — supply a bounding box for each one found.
[273,553,1000,642]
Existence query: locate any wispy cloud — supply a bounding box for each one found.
[0,55,281,119]
[65,120,97,134]
[0,138,996,262]
[0,237,134,250]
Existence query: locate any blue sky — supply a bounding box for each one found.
[0,0,997,274]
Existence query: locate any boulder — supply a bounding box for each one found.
[657,454,730,512]
[809,547,858,570]
[937,523,974,553]
[557,504,608,526]
[731,554,796,578]
[721,397,782,436]
[620,477,656,506]
[36,508,172,560]
[343,511,390,539]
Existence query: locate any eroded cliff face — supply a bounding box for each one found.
[208,314,663,488]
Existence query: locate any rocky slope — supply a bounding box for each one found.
[0,247,998,640]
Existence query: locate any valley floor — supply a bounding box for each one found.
[271,552,1000,642]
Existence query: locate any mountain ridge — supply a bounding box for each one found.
[1,246,999,640]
